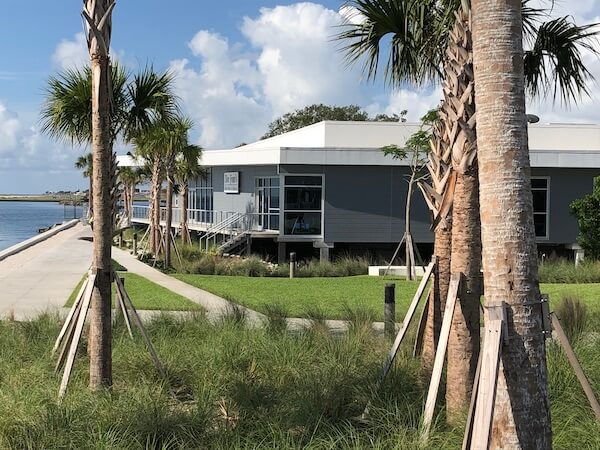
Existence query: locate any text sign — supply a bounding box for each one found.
[224,172,240,194]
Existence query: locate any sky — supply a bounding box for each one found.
[1,1,600,194]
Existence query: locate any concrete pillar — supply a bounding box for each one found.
[575,248,585,266]
[278,242,287,264]
[319,246,330,262]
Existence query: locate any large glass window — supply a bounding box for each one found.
[189,168,213,224]
[283,175,323,236]
[531,177,549,239]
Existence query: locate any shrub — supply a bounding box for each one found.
[554,295,588,342]
[539,259,600,283]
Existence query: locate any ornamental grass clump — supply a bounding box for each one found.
[554,295,588,342]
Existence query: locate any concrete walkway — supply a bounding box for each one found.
[0,224,92,320]
[111,246,268,324]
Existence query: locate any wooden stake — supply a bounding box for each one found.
[361,261,435,419]
[413,288,431,358]
[383,233,406,276]
[422,272,460,439]
[58,273,96,400]
[470,319,503,450]
[55,298,84,373]
[53,276,89,355]
[552,313,600,421]
[114,275,167,379]
[115,278,134,339]
[462,340,484,450]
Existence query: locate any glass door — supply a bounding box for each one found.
[255,177,280,230]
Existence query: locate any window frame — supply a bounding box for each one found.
[531,175,550,240]
[281,173,325,239]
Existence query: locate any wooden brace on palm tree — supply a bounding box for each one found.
[419,8,477,229]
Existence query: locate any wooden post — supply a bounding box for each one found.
[119,231,123,248]
[289,252,296,279]
[361,261,435,419]
[52,277,89,355]
[384,283,396,340]
[422,272,460,439]
[58,273,96,400]
[470,319,504,449]
[552,313,600,421]
[115,277,134,339]
[133,232,138,256]
[413,289,431,358]
[114,275,167,379]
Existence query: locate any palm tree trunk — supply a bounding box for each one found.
[473,0,551,447]
[421,221,451,371]
[88,176,93,220]
[86,0,113,390]
[181,183,190,245]
[446,166,481,420]
[443,6,481,420]
[164,169,174,268]
[150,160,161,255]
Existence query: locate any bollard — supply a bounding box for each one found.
[289,252,297,279]
[384,283,396,339]
[133,233,138,256]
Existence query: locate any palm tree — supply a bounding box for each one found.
[137,117,194,267]
[81,0,116,389]
[338,0,599,417]
[472,0,551,446]
[175,144,204,245]
[41,39,178,391]
[75,153,93,218]
[117,166,145,224]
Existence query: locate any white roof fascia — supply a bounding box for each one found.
[200,147,281,166]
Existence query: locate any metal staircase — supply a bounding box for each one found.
[200,212,254,255]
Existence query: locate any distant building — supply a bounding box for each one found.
[126,121,600,262]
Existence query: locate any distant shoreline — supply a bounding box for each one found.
[0,195,86,203]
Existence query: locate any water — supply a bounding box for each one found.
[0,202,84,251]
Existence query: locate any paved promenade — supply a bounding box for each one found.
[0,224,92,320]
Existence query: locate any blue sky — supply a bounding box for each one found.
[1,1,599,193]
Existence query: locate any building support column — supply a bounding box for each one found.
[278,241,287,264]
[319,246,330,262]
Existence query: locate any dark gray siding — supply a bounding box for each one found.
[211,166,278,215]
[281,165,433,244]
[531,167,598,244]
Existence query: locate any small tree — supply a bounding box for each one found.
[382,110,436,280]
[570,176,600,260]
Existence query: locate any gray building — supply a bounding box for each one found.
[130,121,600,261]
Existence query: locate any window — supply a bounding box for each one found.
[189,168,213,224]
[283,175,323,236]
[255,177,280,230]
[531,177,549,239]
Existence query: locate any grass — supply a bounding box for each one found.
[174,275,420,320]
[173,274,600,321]
[0,312,599,448]
[66,272,202,312]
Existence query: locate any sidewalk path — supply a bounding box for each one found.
[111,247,268,324]
[0,224,92,320]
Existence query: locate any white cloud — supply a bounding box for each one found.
[170,2,374,149]
[52,32,89,70]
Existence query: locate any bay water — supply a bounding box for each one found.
[0,202,83,251]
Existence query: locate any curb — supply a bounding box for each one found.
[0,219,80,262]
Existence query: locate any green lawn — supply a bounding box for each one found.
[173,274,600,321]
[66,272,202,311]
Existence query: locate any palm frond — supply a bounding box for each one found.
[125,66,179,140]
[524,16,599,104]
[335,0,450,87]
